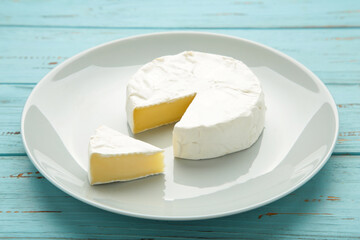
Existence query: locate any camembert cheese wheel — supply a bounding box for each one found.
[126,51,266,159]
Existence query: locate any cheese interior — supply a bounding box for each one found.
[133,94,195,133]
[90,152,164,185]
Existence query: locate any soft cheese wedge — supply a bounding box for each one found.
[126,51,266,159]
[88,125,164,185]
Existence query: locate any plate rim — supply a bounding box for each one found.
[21,31,339,221]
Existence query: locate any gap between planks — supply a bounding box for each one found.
[1,24,360,30]
[0,153,28,157]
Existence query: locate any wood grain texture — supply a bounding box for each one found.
[0,85,32,154]
[1,0,359,238]
[1,27,359,84]
[0,155,359,239]
[327,84,360,153]
[1,0,360,28]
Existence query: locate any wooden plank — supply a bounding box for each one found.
[327,84,360,153]
[0,83,359,154]
[0,155,359,239]
[1,27,359,84]
[0,85,32,154]
[1,0,360,28]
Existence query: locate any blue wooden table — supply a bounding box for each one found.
[1,1,360,239]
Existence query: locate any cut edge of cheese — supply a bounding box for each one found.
[89,152,164,185]
[132,94,196,134]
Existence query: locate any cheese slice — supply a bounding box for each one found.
[126,51,266,159]
[88,125,164,185]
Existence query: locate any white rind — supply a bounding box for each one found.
[88,125,163,184]
[126,51,266,159]
[173,93,266,159]
[89,125,162,156]
[90,172,163,185]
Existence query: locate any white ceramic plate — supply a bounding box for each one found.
[22,32,338,220]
